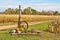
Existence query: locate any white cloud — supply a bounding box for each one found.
[0,3,60,12]
[29,4,60,12]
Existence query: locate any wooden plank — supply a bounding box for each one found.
[11,32,42,36]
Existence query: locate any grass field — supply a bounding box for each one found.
[0,22,60,40]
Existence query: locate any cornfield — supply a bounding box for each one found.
[48,17,60,34]
[0,14,59,23]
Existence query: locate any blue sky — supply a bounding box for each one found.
[0,0,60,12]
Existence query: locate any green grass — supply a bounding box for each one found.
[29,22,49,31]
[0,22,60,40]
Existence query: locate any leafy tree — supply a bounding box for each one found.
[40,10,47,15]
[23,7,32,15]
[31,8,38,15]
[53,11,59,15]
[5,8,15,14]
[15,8,19,14]
[23,7,38,15]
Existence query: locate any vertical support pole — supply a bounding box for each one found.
[18,5,21,28]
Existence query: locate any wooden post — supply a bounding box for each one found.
[18,5,21,28]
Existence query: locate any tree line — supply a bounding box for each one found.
[2,7,60,15]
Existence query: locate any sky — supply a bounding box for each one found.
[0,0,60,12]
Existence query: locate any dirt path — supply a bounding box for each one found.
[0,21,51,30]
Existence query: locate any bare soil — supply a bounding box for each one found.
[0,21,50,30]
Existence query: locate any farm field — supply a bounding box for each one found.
[0,0,60,40]
[0,22,60,40]
[0,15,60,40]
[0,15,59,30]
[0,22,16,26]
[0,14,59,23]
